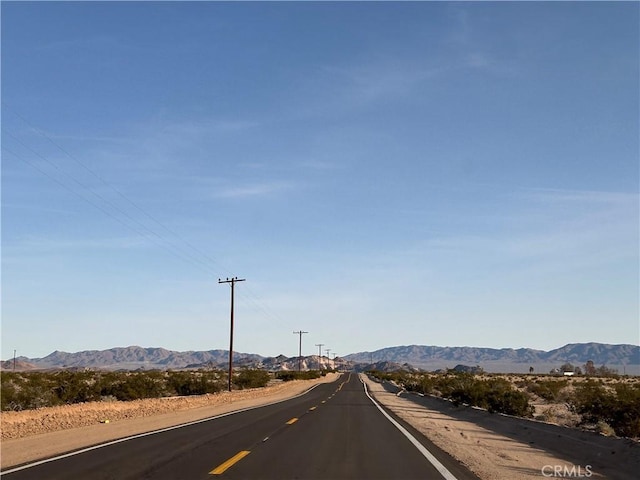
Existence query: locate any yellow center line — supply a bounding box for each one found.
[286,417,298,425]
[309,406,317,411]
[209,450,251,475]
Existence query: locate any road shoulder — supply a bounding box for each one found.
[0,373,338,469]
[361,374,638,480]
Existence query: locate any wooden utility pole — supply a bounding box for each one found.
[219,277,245,391]
[315,343,324,370]
[293,330,308,371]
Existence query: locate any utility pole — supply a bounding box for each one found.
[219,277,245,391]
[293,330,308,371]
[13,350,16,371]
[315,343,324,370]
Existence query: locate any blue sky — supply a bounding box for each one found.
[2,2,638,360]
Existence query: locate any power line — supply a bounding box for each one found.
[3,104,295,350]
[2,145,216,277]
[3,104,234,277]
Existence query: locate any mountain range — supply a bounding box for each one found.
[344,342,640,369]
[2,342,638,374]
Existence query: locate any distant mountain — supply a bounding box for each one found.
[257,355,350,372]
[3,343,638,373]
[0,359,39,371]
[344,343,640,372]
[543,343,639,365]
[5,346,264,371]
[351,361,420,373]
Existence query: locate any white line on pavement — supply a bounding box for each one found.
[359,374,459,480]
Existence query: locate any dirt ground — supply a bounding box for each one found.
[2,372,639,479]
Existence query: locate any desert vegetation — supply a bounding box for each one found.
[0,368,335,412]
[370,370,534,417]
[275,370,330,382]
[368,369,640,439]
[0,368,279,411]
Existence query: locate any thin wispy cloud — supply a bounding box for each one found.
[335,61,444,103]
[416,187,638,276]
[4,234,151,255]
[521,187,639,206]
[297,159,342,171]
[213,181,294,199]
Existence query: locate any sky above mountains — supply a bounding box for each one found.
[2,2,638,359]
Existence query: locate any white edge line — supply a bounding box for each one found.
[2,383,323,475]
[359,374,459,480]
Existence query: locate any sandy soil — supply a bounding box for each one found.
[2,372,638,479]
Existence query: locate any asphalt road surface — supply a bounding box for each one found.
[3,373,478,480]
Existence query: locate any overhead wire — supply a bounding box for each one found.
[2,145,216,277]
[3,129,222,275]
[2,104,292,333]
[2,102,233,277]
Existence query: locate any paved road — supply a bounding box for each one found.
[3,373,478,480]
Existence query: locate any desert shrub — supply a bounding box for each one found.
[418,375,436,395]
[53,370,103,404]
[484,380,534,417]
[0,379,18,410]
[608,383,640,438]
[235,369,271,389]
[568,380,610,423]
[0,373,32,410]
[595,420,616,437]
[275,370,322,382]
[439,373,480,405]
[367,371,409,384]
[404,375,429,393]
[568,380,640,438]
[166,371,223,396]
[100,372,166,401]
[2,369,232,409]
[275,371,296,382]
[1,372,63,410]
[527,379,568,402]
[393,371,534,418]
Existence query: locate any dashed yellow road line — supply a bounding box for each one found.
[309,406,317,411]
[209,450,251,475]
[286,417,298,425]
